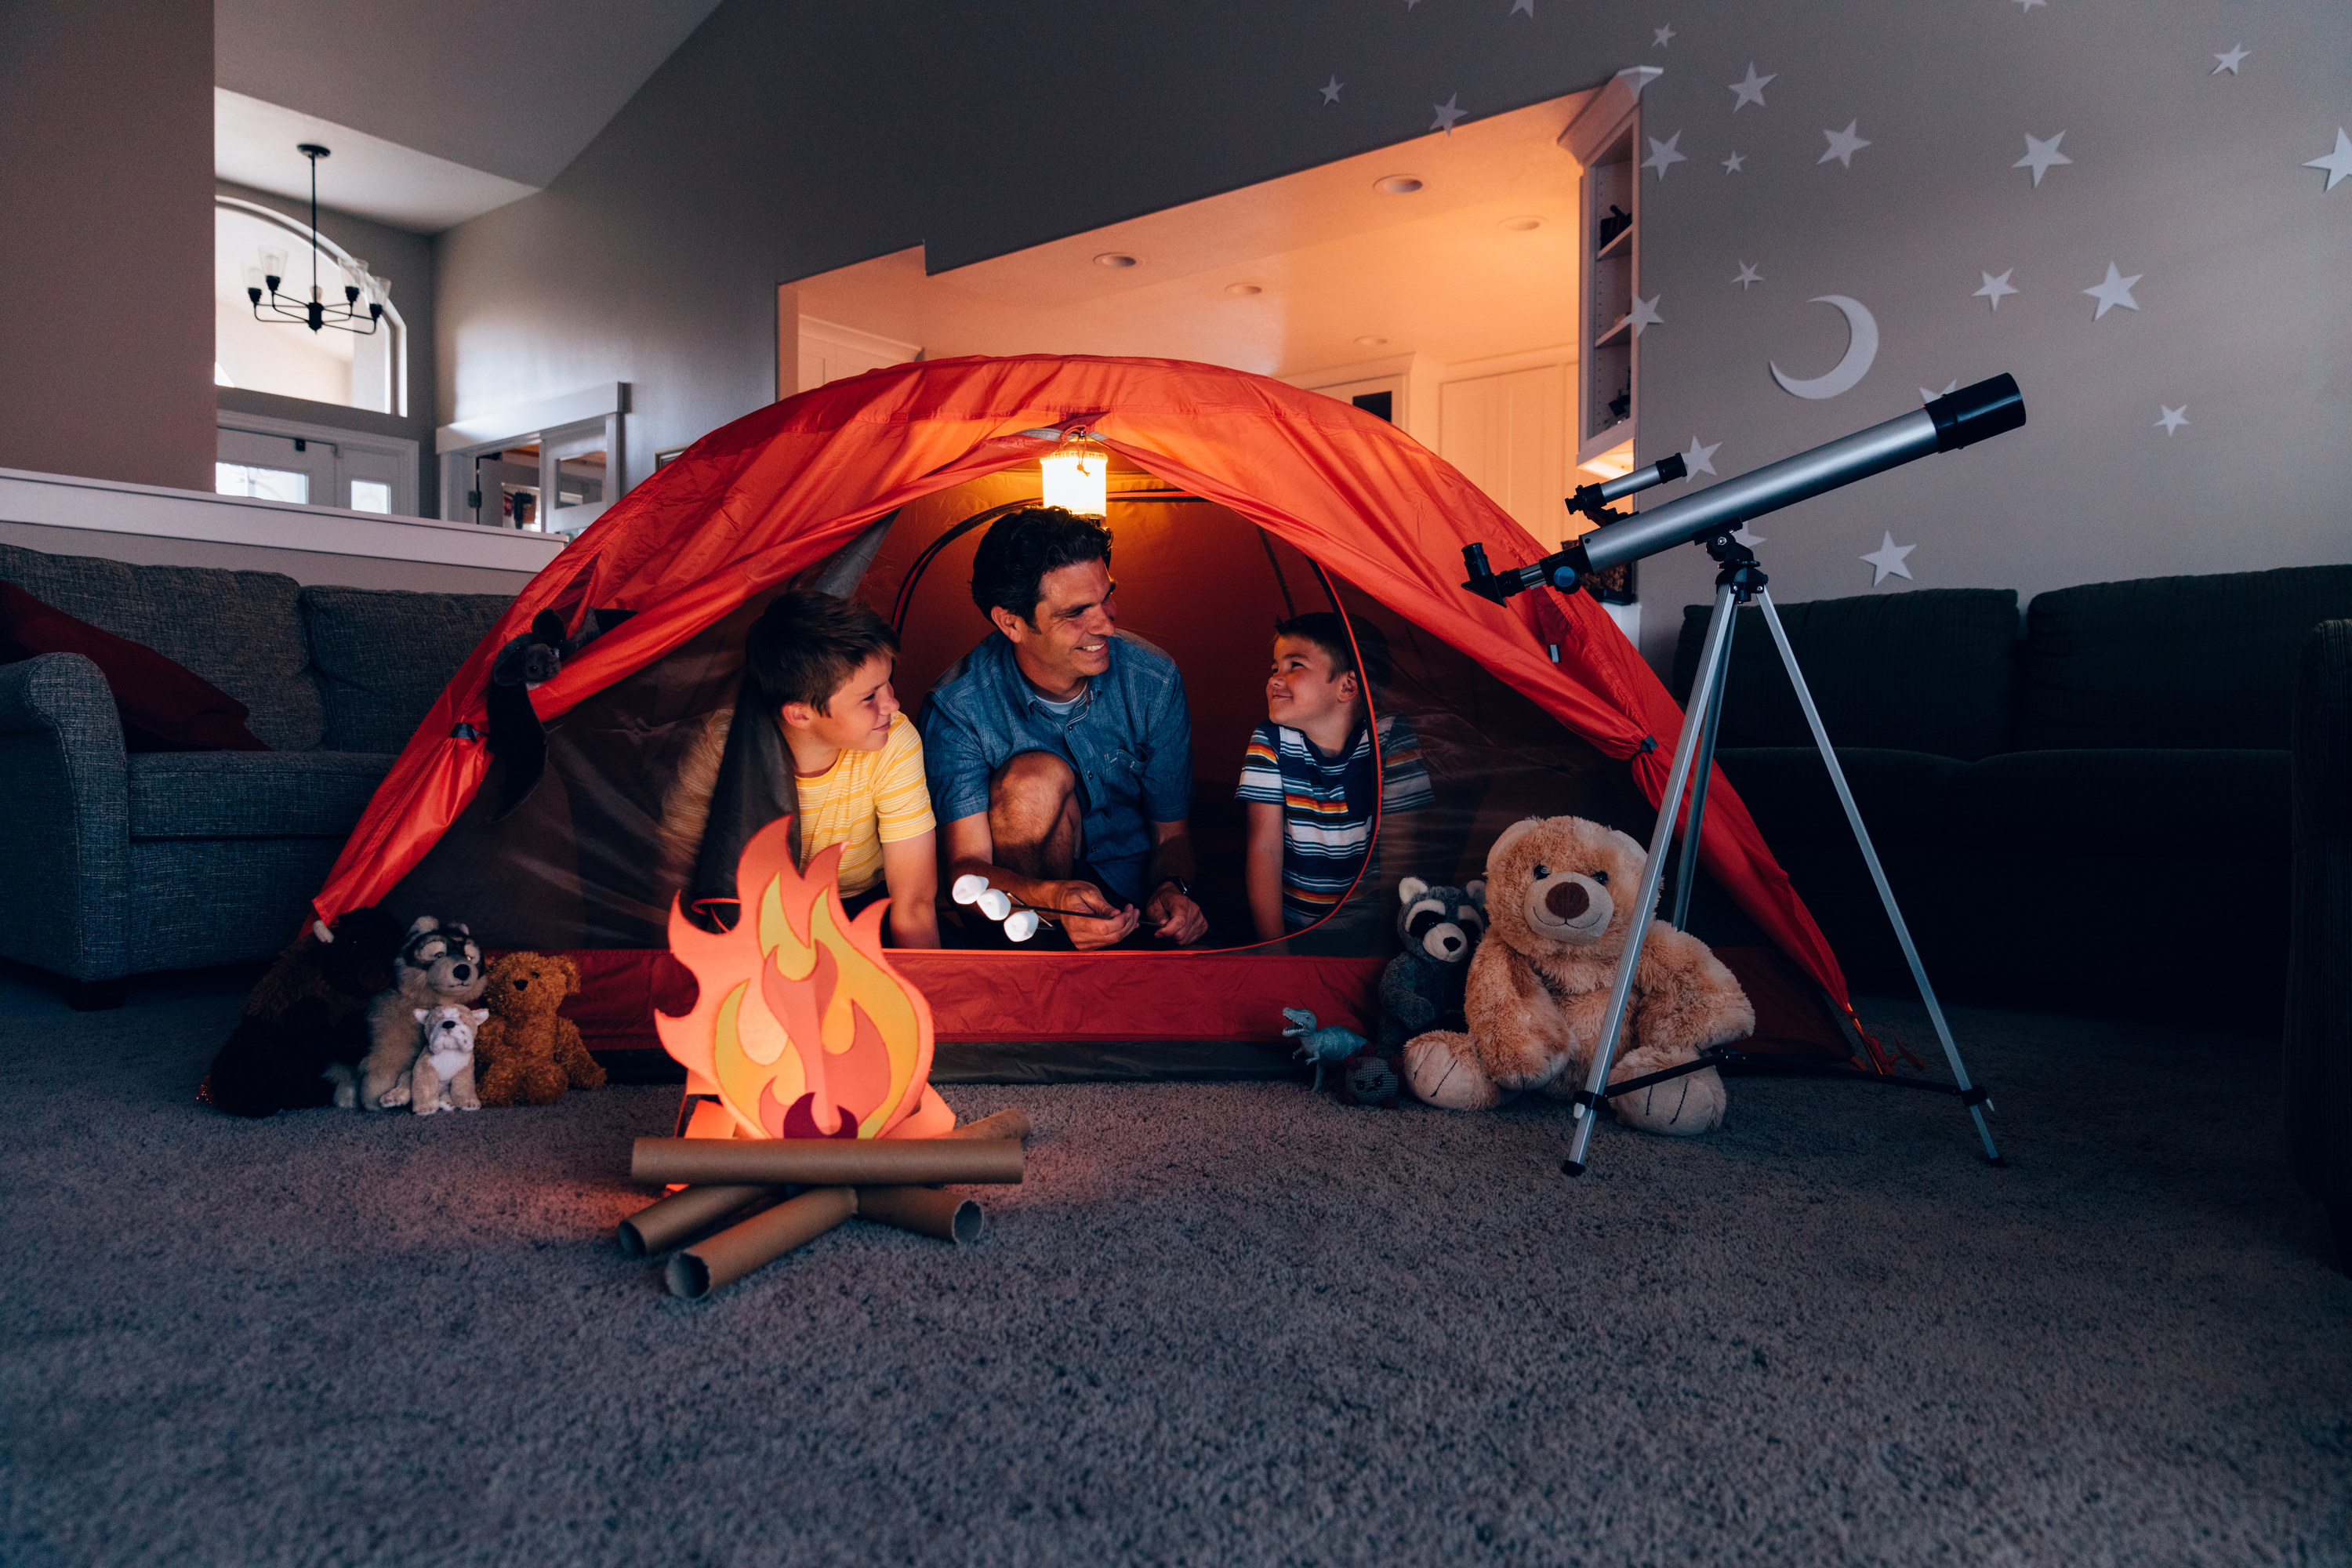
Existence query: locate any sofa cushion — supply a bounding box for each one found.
[2020,565,2352,750]
[1949,748,2291,856]
[1714,747,1962,848]
[1675,589,2019,760]
[0,542,323,750]
[301,586,512,753]
[0,582,269,751]
[127,750,396,840]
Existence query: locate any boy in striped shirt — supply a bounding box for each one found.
[1236,613,1434,941]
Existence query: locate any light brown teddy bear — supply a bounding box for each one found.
[1403,815,1753,1136]
[473,952,608,1108]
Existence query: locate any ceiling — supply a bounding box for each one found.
[787,93,1593,382]
[213,0,724,231]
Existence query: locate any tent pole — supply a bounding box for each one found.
[1668,608,1736,931]
[1753,588,2002,1165]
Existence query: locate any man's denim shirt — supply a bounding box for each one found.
[918,630,1193,903]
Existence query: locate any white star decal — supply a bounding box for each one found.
[1730,64,1774,110]
[1861,532,1915,586]
[1973,269,2019,310]
[1722,151,1746,174]
[1682,437,1721,477]
[1628,292,1664,336]
[1653,23,1675,46]
[2212,45,2249,74]
[1732,260,1762,289]
[1919,380,1958,404]
[1642,131,1687,179]
[2014,131,2072,187]
[1819,121,1871,167]
[2083,262,2143,319]
[1512,0,1534,14]
[2306,129,2352,191]
[2156,405,2190,435]
[1319,76,1344,105]
[1430,93,1465,135]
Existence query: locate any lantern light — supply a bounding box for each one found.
[1040,430,1109,516]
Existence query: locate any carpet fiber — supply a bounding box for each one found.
[2,967,2347,1566]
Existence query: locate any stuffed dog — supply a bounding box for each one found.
[358,918,487,1110]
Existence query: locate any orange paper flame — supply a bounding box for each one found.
[656,816,934,1140]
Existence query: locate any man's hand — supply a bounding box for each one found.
[1142,882,1208,946]
[1049,880,1141,951]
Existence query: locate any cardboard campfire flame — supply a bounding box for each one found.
[656,816,945,1141]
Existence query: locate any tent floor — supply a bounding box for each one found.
[8,960,2347,1566]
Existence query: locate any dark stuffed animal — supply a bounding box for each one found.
[199,906,407,1117]
[1376,877,1487,1052]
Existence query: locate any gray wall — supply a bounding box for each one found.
[214,177,440,514]
[0,0,215,491]
[435,0,2351,668]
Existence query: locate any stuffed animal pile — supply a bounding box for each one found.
[1403,815,1753,1136]
[359,917,488,1110]
[474,952,606,1107]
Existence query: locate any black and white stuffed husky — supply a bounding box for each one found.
[354,917,488,1110]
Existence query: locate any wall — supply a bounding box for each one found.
[435,0,2350,666]
[0,0,215,491]
[214,178,440,514]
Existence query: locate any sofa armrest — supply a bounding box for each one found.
[0,653,129,981]
[2286,619,2352,1221]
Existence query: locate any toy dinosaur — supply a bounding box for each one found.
[1280,1007,1367,1094]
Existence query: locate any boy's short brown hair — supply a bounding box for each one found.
[745,590,899,713]
[1273,611,1391,698]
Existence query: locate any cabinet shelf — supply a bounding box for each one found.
[1594,223,1632,262]
[1593,317,1632,350]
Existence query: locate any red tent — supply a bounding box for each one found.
[313,354,1849,1052]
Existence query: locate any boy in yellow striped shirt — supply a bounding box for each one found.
[746,591,939,947]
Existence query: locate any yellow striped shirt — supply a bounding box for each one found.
[793,711,935,896]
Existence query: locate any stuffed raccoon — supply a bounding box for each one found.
[355,917,487,1110]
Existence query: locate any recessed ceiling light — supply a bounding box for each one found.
[1374,174,1425,195]
[1225,282,1263,296]
[1094,252,1138,268]
[1355,336,1388,347]
[1499,215,1546,233]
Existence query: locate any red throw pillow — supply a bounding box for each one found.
[0,581,270,752]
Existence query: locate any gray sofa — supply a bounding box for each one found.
[0,541,507,1007]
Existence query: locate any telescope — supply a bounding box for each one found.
[1462,374,2025,602]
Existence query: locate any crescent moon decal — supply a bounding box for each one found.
[1770,295,1878,400]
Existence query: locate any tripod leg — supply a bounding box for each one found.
[1563,583,1740,1175]
[1669,608,1737,931]
[1752,590,2002,1165]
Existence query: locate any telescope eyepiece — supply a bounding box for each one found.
[1927,374,2026,453]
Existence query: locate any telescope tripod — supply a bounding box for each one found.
[1557,528,2002,1175]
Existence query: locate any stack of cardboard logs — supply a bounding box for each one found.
[619,1109,1032,1297]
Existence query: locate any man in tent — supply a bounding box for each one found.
[919,508,1209,950]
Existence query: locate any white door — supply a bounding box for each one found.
[1437,364,1570,543]
[216,426,336,506]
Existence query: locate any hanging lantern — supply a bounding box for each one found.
[1040,430,1109,516]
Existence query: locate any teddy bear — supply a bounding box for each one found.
[200,906,407,1117]
[472,952,606,1108]
[408,1005,489,1115]
[1403,816,1753,1137]
[1377,877,1486,1052]
[358,917,487,1110]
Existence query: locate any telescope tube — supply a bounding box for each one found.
[1563,375,2024,577]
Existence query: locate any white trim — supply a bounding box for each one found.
[799,317,920,364]
[0,466,566,573]
[437,383,626,454]
[216,195,410,419]
[215,409,420,518]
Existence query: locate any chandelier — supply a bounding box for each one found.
[246,143,385,336]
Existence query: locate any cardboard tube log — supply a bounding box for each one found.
[617,1183,771,1257]
[666,1185,856,1298]
[853,1185,985,1243]
[632,1136,1024,1188]
[942,1108,1033,1144]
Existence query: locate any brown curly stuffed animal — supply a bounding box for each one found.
[473,953,607,1108]
[1403,815,1753,1136]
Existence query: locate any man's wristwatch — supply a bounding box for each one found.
[1152,876,1192,900]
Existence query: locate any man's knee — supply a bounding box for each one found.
[990,750,1077,812]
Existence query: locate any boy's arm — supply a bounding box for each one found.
[880,831,940,949]
[1245,801,1287,944]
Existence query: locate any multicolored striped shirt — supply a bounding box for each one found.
[1236,713,1435,931]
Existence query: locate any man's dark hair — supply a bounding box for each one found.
[1274,612,1392,698]
[744,590,899,713]
[969,507,1113,626]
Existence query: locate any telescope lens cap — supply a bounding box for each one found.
[1929,374,2026,452]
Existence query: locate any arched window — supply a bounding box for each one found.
[213,197,407,417]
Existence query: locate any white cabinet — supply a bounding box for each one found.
[1560,69,1658,478]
